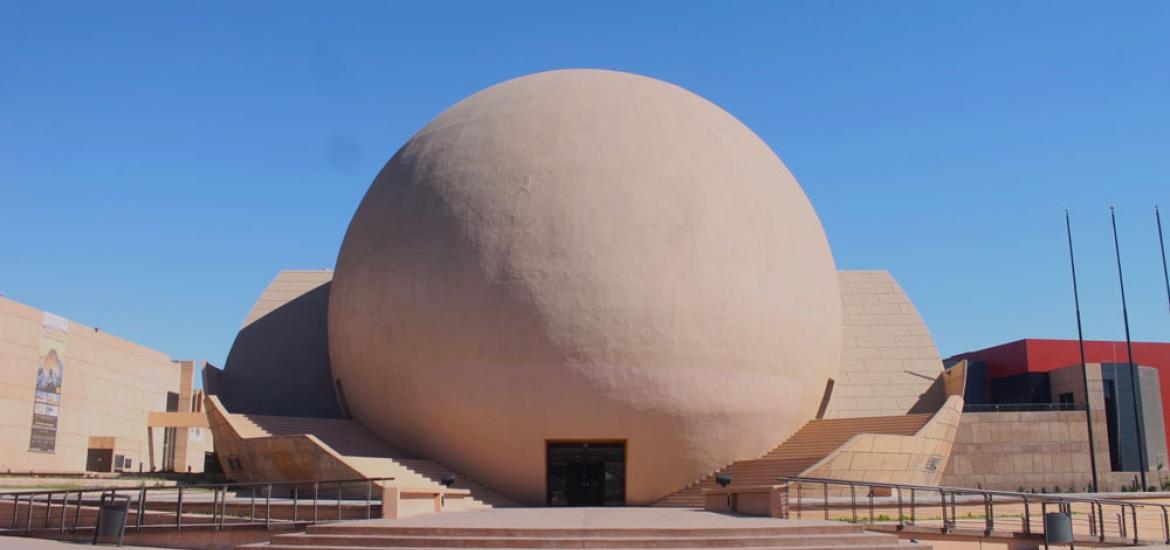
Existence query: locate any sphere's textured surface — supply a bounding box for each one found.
[328,69,842,505]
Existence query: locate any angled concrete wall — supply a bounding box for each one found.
[802,395,963,488]
[219,270,342,418]
[825,271,945,419]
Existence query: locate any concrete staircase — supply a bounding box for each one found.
[231,413,516,508]
[243,521,925,549]
[654,414,932,507]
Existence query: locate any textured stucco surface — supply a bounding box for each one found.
[328,69,842,505]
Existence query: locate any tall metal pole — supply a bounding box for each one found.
[1158,206,1170,321]
[1112,206,1149,489]
[1066,210,1100,491]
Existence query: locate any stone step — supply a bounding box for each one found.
[268,533,900,548]
[305,524,867,537]
[249,546,921,550]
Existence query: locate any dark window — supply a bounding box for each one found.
[989,372,1052,404]
[1059,393,1075,405]
[1100,364,1149,472]
[162,427,177,471]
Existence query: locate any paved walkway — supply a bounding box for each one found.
[342,506,834,528]
[0,535,166,549]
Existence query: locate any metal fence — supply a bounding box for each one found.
[784,475,1170,546]
[962,402,1086,412]
[1,477,395,535]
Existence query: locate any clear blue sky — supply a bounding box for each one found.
[2,1,1168,367]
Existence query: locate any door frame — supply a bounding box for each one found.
[544,439,627,506]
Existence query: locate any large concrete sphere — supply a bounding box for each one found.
[328,69,842,505]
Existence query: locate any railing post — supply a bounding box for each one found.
[72,491,81,531]
[983,493,992,535]
[136,488,146,531]
[312,481,319,524]
[950,492,957,530]
[366,480,373,521]
[176,486,184,531]
[1023,496,1030,534]
[293,485,299,523]
[10,495,17,529]
[265,484,272,529]
[939,488,947,533]
[1162,505,1169,543]
[794,481,803,519]
[823,482,833,519]
[217,487,226,530]
[336,481,342,521]
[867,488,874,524]
[782,481,790,519]
[60,493,68,532]
[1133,504,1140,544]
[250,486,256,523]
[896,486,904,529]
[1098,502,1106,542]
[850,483,857,523]
[909,488,916,526]
[1041,500,1048,544]
[26,493,33,532]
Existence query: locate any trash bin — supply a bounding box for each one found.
[93,494,130,546]
[1044,511,1073,545]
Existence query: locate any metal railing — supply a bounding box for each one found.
[784,475,1170,546]
[1,476,394,535]
[962,402,1086,412]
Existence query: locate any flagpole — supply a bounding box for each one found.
[1112,206,1149,489]
[1067,210,1100,491]
[1158,206,1169,321]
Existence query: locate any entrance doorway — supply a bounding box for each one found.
[546,441,625,506]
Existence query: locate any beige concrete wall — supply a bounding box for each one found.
[0,296,207,473]
[801,395,963,486]
[943,410,1097,491]
[826,271,945,418]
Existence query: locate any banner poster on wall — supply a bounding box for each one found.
[29,312,68,453]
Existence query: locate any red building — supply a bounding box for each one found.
[950,339,1170,431]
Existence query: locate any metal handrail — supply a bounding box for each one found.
[782,475,1170,546]
[2,476,395,536]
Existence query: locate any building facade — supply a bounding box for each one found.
[0,296,213,474]
[944,339,1170,491]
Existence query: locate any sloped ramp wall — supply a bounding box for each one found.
[798,395,964,487]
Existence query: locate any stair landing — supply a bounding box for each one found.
[239,507,927,549]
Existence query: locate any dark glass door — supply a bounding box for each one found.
[547,442,624,506]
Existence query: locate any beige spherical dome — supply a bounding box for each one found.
[328,69,842,505]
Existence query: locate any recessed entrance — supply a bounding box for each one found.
[546,441,625,506]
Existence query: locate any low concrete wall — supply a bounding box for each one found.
[703,485,787,517]
[943,410,1096,492]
